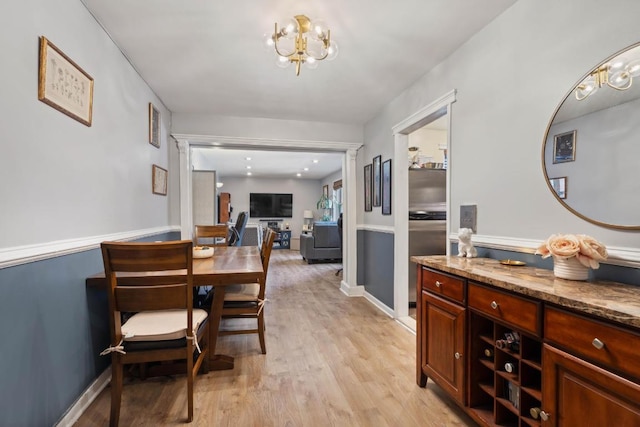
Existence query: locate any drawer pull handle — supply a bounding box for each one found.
[592,338,605,350]
[435,280,442,288]
[490,301,499,310]
[539,411,550,421]
[454,352,462,360]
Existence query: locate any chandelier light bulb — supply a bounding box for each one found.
[626,58,640,77]
[326,41,339,61]
[276,55,291,68]
[610,70,631,90]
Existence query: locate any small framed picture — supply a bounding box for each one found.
[553,130,576,163]
[149,103,160,148]
[382,159,392,215]
[322,184,329,198]
[373,155,381,207]
[152,164,167,196]
[549,176,567,199]
[364,164,372,212]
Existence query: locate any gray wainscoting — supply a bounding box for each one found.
[0,231,180,427]
[357,229,395,308]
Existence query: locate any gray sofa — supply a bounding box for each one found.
[300,221,342,264]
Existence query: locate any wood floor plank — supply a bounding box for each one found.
[74,251,474,426]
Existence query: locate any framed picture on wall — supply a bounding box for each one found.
[382,159,392,215]
[549,176,567,199]
[152,164,167,195]
[553,130,576,163]
[322,184,329,198]
[364,163,372,212]
[38,36,94,127]
[149,102,160,148]
[373,155,381,207]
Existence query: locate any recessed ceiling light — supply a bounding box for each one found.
[296,173,301,177]
[313,159,319,163]
[247,172,252,176]
[246,165,252,169]
[245,157,252,161]
[303,167,309,171]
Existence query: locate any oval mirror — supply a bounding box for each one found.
[542,42,640,230]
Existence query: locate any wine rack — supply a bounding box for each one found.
[469,312,543,427]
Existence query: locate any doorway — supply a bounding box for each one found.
[392,90,457,332]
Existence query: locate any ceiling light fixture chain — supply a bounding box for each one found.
[266,14,338,76]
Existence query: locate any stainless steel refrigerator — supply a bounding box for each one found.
[409,168,447,303]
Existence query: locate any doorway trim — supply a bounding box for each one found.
[391,90,457,331]
[172,133,363,295]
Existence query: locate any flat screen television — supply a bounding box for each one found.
[249,193,293,218]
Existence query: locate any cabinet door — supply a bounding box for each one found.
[542,344,640,426]
[420,291,466,405]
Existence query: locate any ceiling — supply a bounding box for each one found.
[81,0,517,177]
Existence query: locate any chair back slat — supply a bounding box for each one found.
[115,284,188,312]
[103,241,192,272]
[194,224,228,247]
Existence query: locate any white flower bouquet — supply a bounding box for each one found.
[535,234,608,269]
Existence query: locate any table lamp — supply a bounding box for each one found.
[303,210,314,231]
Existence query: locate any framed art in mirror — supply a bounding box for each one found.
[149,103,160,148]
[152,164,167,196]
[38,36,94,127]
[553,130,576,163]
[382,159,392,215]
[364,164,372,212]
[549,177,567,199]
[373,155,381,207]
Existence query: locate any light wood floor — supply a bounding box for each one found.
[74,250,474,426]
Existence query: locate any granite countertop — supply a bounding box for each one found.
[411,255,640,329]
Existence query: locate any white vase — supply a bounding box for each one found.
[553,256,589,280]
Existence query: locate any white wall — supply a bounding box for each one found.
[408,127,447,165]
[0,0,175,249]
[361,0,640,251]
[216,177,321,237]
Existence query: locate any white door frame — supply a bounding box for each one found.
[391,90,457,331]
[172,134,363,296]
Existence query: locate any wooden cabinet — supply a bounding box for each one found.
[414,260,640,427]
[419,290,466,404]
[542,344,640,426]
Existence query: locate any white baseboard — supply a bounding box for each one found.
[55,368,111,427]
[340,280,364,297]
[363,291,394,318]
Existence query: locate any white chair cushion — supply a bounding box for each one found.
[122,309,208,342]
[224,283,260,301]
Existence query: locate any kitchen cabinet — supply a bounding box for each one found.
[413,256,640,427]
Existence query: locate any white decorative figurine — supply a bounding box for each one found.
[458,228,478,258]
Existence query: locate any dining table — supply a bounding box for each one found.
[85,245,264,371]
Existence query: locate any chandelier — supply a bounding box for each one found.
[265,15,338,76]
[575,56,640,100]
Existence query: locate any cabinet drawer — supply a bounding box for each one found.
[421,268,465,303]
[545,306,640,380]
[468,282,541,336]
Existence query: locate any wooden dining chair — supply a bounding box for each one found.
[100,240,209,426]
[219,228,276,354]
[194,224,229,247]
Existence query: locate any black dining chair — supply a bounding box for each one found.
[228,211,248,246]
